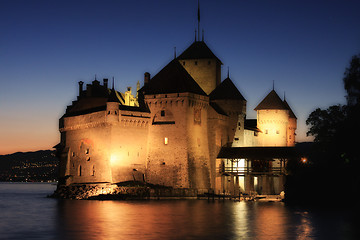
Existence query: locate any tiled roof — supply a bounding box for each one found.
[209,77,246,101]
[141,59,207,96]
[283,99,297,119]
[177,41,222,64]
[254,90,288,110]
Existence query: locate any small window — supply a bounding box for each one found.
[183,61,185,66]
[164,137,168,145]
[234,138,239,141]
[108,111,111,115]
[265,130,268,134]
[78,165,82,176]
[161,110,165,116]
[72,152,75,157]
[276,130,280,134]
[85,148,89,154]
[86,157,90,161]
[254,132,258,136]
[91,165,95,176]
[195,61,198,65]
[208,61,211,65]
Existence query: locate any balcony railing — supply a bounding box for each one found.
[217,166,286,176]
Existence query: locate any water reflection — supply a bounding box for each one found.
[55,200,322,240]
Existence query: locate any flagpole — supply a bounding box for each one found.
[198,0,200,41]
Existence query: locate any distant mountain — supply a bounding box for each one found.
[0,150,58,182]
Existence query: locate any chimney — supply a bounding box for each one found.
[78,81,84,96]
[103,78,108,89]
[144,72,150,86]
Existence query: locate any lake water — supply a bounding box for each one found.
[0,183,357,240]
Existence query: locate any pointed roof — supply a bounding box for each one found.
[283,99,297,119]
[254,90,288,110]
[107,88,123,103]
[209,77,246,101]
[141,60,206,95]
[177,41,222,64]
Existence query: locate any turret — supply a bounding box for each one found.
[254,90,290,147]
[106,89,120,123]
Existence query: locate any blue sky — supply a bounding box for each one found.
[1,0,359,154]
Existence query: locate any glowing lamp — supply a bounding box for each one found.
[110,154,118,165]
[301,157,307,163]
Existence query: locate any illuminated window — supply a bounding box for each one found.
[164,137,169,145]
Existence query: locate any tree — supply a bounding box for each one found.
[306,105,346,143]
[343,54,360,107]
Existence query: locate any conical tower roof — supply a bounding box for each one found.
[283,99,297,119]
[141,59,206,96]
[209,77,246,101]
[254,90,288,110]
[177,41,222,64]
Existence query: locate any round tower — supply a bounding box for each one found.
[254,90,290,147]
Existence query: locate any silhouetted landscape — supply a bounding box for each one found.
[0,150,58,182]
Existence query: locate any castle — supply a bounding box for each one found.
[56,37,297,197]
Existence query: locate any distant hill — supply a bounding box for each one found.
[0,150,58,182]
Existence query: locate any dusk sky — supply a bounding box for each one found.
[1,0,360,154]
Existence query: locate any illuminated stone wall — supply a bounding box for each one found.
[145,93,212,192]
[256,109,289,147]
[179,59,221,95]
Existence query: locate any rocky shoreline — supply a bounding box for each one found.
[49,182,199,200]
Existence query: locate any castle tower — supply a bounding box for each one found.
[141,59,211,191]
[177,40,222,95]
[209,76,247,147]
[283,98,297,146]
[254,90,291,146]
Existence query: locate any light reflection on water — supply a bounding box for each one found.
[0,183,357,240]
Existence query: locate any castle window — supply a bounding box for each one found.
[195,61,198,65]
[276,130,280,134]
[114,111,117,115]
[108,111,110,115]
[164,94,167,98]
[164,137,169,145]
[72,152,75,157]
[161,110,165,116]
[183,61,185,66]
[265,130,268,134]
[234,138,239,141]
[91,165,95,176]
[86,157,90,161]
[85,148,89,154]
[78,165,82,176]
